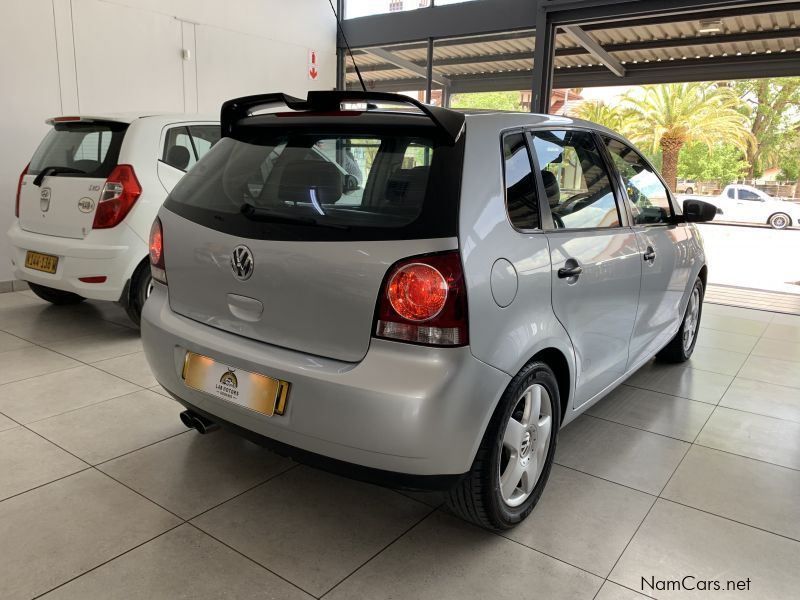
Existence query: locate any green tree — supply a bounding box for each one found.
[620,83,753,192]
[678,142,748,185]
[449,91,524,112]
[734,78,800,178]
[776,130,800,182]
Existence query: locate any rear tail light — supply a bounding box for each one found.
[15,163,29,217]
[149,218,167,285]
[374,251,468,347]
[93,165,141,229]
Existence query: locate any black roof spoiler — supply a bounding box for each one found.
[220,91,466,144]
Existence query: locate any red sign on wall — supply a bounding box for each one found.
[308,50,319,81]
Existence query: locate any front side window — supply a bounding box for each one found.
[604,137,673,225]
[727,187,736,199]
[502,132,539,230]
[530,130,620,229]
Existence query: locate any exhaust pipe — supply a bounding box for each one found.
[179,410,220,434]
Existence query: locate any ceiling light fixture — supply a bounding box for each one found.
[698,19,723,34]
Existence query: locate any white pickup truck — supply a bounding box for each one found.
[683,184,800,229]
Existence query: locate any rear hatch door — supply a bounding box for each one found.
[19,119,128,238]
[161,113,463,362]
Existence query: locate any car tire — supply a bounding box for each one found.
[657,277,704,363]
[768,213,791,229]
[28,282,85,305]
[124,259,153,327]
[445,361,560,531]
[685,187,693,194]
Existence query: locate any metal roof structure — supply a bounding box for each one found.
[339,0,800,110]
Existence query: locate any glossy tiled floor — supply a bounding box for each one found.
[1,291,799,599]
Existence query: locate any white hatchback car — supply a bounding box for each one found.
[8,114,219,324]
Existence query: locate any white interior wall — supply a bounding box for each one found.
[0,0,336,283]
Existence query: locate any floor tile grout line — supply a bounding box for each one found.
[91,429,193,468]
[18,385,151,426]
[0,363,84,388]
[552,463,658,499]
[657,497,800,545]
[621,382,724,406]
[496,530,610,581]
[690,441,800,473]
[593,491,660,597]
[187,462,301,523]
[0,308,152,390]
[708,402,800,425]
[29,521,186,600]
[319,507,441,599]
[91,467,188,522]
[581,412,699,445]
[186,520,322,599]
[0,466,93,505]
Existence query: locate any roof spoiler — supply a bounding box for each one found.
[220,91,465,144]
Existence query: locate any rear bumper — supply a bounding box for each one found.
[141,284,510,476]
[6,221,147,301]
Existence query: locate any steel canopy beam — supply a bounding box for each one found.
[561,25,626,77]
[364,47,451,87]
[347,53,800,94]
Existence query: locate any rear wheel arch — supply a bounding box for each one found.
[528,347,571,425]
[697,264,708,289]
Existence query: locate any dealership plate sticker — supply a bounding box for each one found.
[25,251,59,274]
[182,352,289,416]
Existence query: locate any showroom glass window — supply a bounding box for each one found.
[530,130,620,229]
[604,137,673,225]
[502,131,539,230]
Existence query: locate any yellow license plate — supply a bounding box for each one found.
[25,251,59,274]
[182,352,289,417]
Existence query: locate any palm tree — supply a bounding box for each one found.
[620,83,753,191]
[571,99,629,133]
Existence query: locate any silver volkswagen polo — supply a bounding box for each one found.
[141,91,715,530]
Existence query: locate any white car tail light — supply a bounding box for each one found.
[15,163,29,218]
[93,165,141,229]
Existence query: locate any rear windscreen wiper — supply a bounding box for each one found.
[240,203,349,229]
[33,166,87,186]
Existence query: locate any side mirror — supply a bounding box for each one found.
[682,199,716,223]
[343,174,360,193]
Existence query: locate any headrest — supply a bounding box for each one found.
[278,160,342,205]
[541,170,561,207]
[386,166,429,204]
[166,145,191,170]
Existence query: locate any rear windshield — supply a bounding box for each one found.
[29,121,128,178]
[164,127,463,241]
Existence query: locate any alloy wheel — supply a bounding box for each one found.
[683,286,700,352]
[498,384,553,507]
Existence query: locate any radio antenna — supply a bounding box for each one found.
[327,0,367,92]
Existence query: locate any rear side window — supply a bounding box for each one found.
[531,130,620,229]
[162,125,221,171]
[165,128,462,241]
[502,132,539,230]
[29,121,127,178]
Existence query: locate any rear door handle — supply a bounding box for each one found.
[557,264,583,278]
[643,247,656,262]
